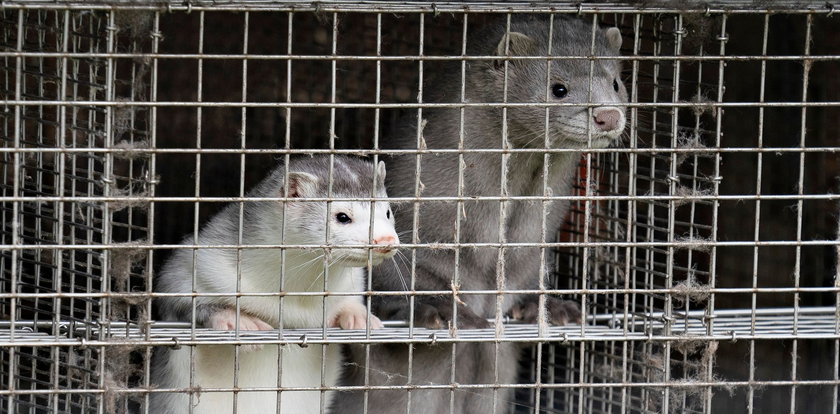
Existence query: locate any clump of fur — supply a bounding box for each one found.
[648,339,726,413]
[684,92,717,118]
[109,240,151,331]
[680,14,721,54]
[102,342,146,414]
[674,234,713,252]
[113,139,150,160]
[674,186,712,207]
[114,11,154,39]
[672,272,711,304]
[675,130,711,165]
[109,241,148,290]
[107,186,150,212]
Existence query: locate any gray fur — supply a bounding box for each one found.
[338,16,627,413]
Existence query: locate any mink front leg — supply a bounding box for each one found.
[330,301,383,330]
[187,304,274,352]
[508,295,582,325]
[376,295,491,329]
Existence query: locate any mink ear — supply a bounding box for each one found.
[375,160,387,186]
[284,172,319,198]
[605,27,622,51]
[493,31,536,69]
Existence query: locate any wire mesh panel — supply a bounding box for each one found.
[1,7,155,413]
[1,2,838,414]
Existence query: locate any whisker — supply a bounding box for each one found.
[389,256,409,293]
[301,251,360,292]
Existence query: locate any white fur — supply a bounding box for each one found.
[151,168,398,414]
[157,343,342,413]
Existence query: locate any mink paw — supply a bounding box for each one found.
[209,308,274,331]
[209,308,273,351]
[414,299,490,330]
[330,302,383,330]
[377,296,490,329]
[508,296,582,326]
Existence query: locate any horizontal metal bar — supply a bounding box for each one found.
[2,378,839,397]
[1,193,837,204]
[0,287,838,301]
[3,100,840,108]
[1,332,838,347]
[2,310,839,347]
[2,52,839,62]
[4,306,832,330]
[0,239,839,250]
[1,147,837,155]
[663,306,838,318]
[0,0,832,14]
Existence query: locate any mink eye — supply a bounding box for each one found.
[386,209,391,219]
[335,212,352,224]
[552,83,568,98]
[613,79,620,92]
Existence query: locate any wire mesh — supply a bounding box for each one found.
[0,2,838,414]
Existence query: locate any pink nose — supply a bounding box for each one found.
[372,235,397,253]
[593,108,623,132]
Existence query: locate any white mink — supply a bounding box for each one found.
[150,155,399,414]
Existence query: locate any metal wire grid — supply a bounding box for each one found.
[0,2,837,414]
[1,7,154,413]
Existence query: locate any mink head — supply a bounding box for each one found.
[279,155,398,266]
[470,15,628,149]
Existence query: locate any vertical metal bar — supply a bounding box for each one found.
[34,11,45,354]
[276,10,294,413]
[535,13,557,412]
[232,11,251,413]
[320,12,340,413]
[51,9,70,414]
[96,10,118,414]
[622,13,643,414]
[360,11,384,414]
[606,15,625,401]
[790,13,812,414]
[145,10,162,414]
[748,13,771,414]
[448,11,469,414]
[68,12,88,412]
[578,15,600,413]
[662,13,686,413]
[0,9,8,409]
[492,13,514,414]
[86,14,98,388]
[188,10,206,414]
[406,11,426,414]
[643,22,662,410]
[7,10,24,414]
[667,11,683,305]
[368,10,383,336]
[126,24,139,414]
[685,11,726,413]
[684,15,705,413]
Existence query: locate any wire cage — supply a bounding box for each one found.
[1,1,838,414]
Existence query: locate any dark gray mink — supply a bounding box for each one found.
[339,15,627,413]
